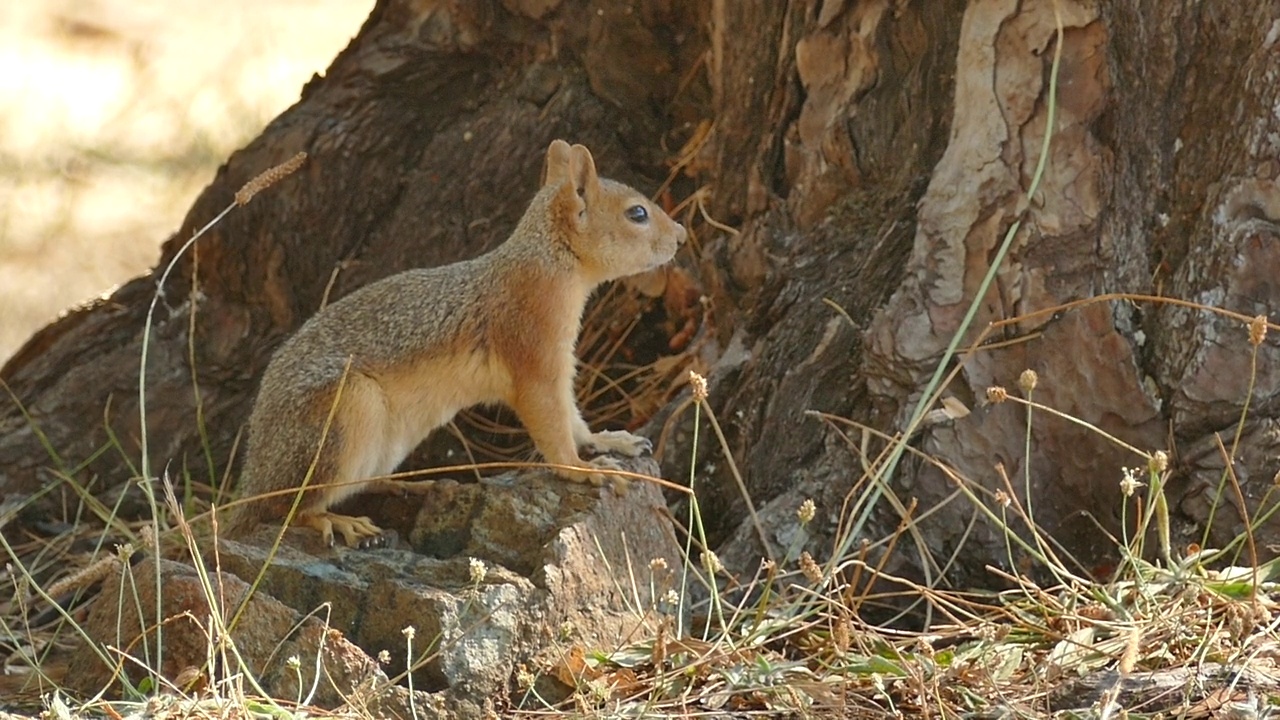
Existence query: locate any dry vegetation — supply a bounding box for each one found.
[0,0,372,363]
[3,5,1280,720]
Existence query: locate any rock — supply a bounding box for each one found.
[1049,663,1280,714]
[72,458,684,717]
[66,555,386,709]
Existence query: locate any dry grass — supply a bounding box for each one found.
[0,0,372,363]
[4,4,1280,720]
[9,325,1280,717]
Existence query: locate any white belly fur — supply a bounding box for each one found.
[332,351,513,502]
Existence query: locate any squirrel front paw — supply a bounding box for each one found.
[583,430,652,458]
[557,455,631,494]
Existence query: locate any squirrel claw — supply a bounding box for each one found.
[302,512,385,549]
[558,456,630,495]
[584,430,651,458]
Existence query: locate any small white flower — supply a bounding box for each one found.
[1150,450,1169,474]
[469,557,487,584]
[797,498,816,525]
[1120,467,1144,497]
[701,551,723,574]
[516,664,536,690]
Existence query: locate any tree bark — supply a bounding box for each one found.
[5,0,1280,604]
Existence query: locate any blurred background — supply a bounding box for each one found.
[0,0,373,362]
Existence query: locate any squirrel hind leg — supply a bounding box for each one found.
[222,428,344,540]
[296,376,404,548]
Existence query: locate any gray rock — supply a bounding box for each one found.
[72,458,684,718]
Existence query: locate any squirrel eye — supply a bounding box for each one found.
[625,205,649,224]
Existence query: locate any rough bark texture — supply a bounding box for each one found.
[6,0,1280,618]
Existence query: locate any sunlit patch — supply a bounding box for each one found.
[0,0,372,362]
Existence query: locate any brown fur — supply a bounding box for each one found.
[224,140,687,547]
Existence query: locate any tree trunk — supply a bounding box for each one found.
[5,0,1280,603]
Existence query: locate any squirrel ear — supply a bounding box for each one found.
[568,144,599,203]
[544,140,587,229]
[541,139,574,188]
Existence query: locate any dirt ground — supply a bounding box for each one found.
[0,0,372,363]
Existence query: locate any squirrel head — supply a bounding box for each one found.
[540,139,686,284]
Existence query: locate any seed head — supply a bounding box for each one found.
[832,619,851,653]
[1250,315,1268,347]
[1018,369,1038,394]
[44,554,122,598]
[799,551,823,584]
[689,370,709,402]
[469,557,487,584]
[1149,450,1169,474]
[797,498,816,525]
[235,152,307,206]
[516,664,536,690]
[701,550,723,574]
[993,489,1011,508]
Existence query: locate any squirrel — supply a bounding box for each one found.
[223,139,687,548]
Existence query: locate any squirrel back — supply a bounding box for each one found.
[225,140,686,547]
